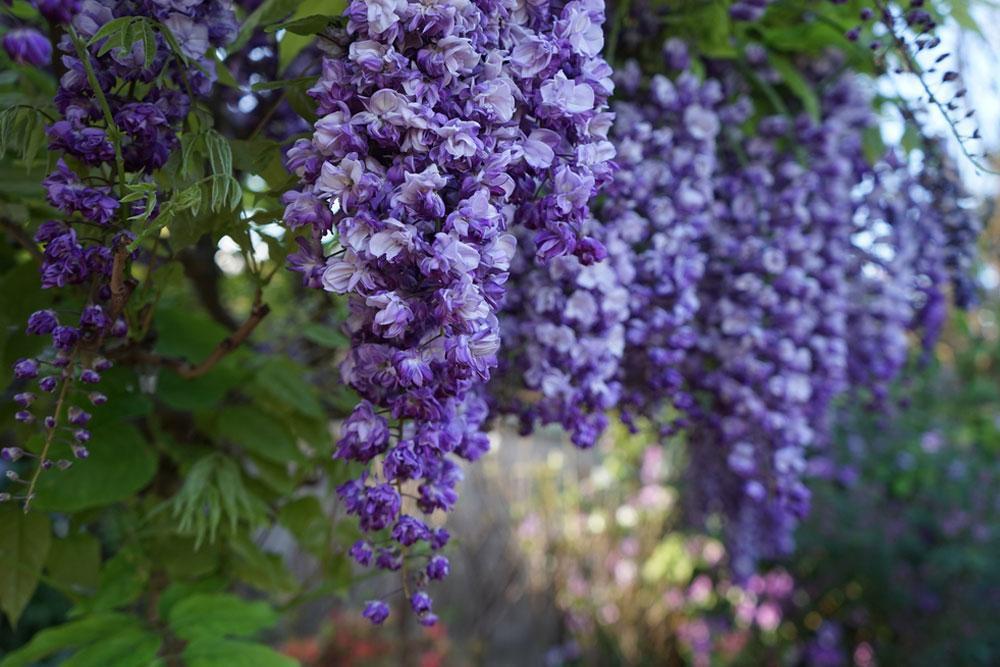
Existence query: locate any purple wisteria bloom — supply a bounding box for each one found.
[283,0,614,621]
[3,28,52,67]
[362,600,390,625]
[10,0,237,477]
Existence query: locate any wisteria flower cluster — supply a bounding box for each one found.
[490,41,980,578]
[845,136,980,405]
[677,70,877,575]
[492,220,632,449]
[3,0,236,504]
[625,55,977,574]
[282,0,614,623]
[609,45,722,435]
[491,40,720,450]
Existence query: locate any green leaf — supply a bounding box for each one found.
[0,506,51,627]
[278,32,314,72]
[250,76,317,93]
[277,0,346,69]
[156,366,246,413]
[167,454,268,548]
[661,0,735,58]
[45,533,101,596]
[183,639,298,667]
[213,406,303,464]
[284,82,317,124]
[229,535,299,595]
[231,0,302,52]
[213,50,240,88]
[148,533,221,580]
[167,593,278,642]
[862,125,886,165]
[278,497,330,556]
[89,17,133,51]
[768,53,820,120]
[249,359,324,419]
[0,259,47,376]
[156,579,228,619]
[230,137,283,174]
[301,323,348,348]
[245,457,298,496]
[30,424,157,512]
[0,105,48,168]
[79,546,149,614]
[89,17,158,64]
[86,366,155,423]
[61,628,162,667]
[0,613,139,667]
[265,14,332,35]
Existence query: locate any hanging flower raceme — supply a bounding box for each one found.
[672,66,876,577]
[490,40,716,450]
[608,44,722,436]
[2,27,52,66]
[282,0,614,624]
[844,133,980,407]
[491,219,632,449]
[4,0,236,506]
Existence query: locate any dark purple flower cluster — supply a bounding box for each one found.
[2,27,52,66]
[492,220,632,449]
[282,0,614,623]
[4,0,236,500]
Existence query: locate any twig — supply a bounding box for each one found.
[108,241,134,320]
[23,353,76,512]
[112,295,270,379]
[0,217,43,262]
[178,237,239,331]
[180,298,269,377]
[247,89,287,140]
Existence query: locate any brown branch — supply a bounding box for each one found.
[178,236,239,331]
[1,217,43,263]
[112,297,270,379]
[108,241,134,320]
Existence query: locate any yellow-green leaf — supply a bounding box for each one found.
[0,506,51,627]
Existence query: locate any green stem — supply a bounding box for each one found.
[24,354,77,512]
[605,0,631,66]
[68,26,129,214]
